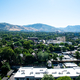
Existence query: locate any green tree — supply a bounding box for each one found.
[23,41,31,49]
[41,74,55,80]
[22,49,29,54]
[59,55,64,61]
[7,42,14,49]
[28,40,34,44]
[49,44,54,52]
[37,42,46,50]
[25,54,35,64]
[0,76,1,80]
[75,51,80,59]
[66,47,70,51]
[69,45,74,51]
[20,40,25,45]
[0,42,2,47]
[29,48,33,54]
[1,47,15,61]
[2,34,8,38]
[37,51,49,61]
[56,76,72,80]
[54,46,61,51]
[76,75,80,80]
[60,42,65,45]
[14,41,22,46]
[78,45,80,48]
[52,53,58,60]
[16,55,23,64]
[62,47,67,52]
[65,43,69,47]
[1,62,10,75]
[1,38,7,45]
[14,47,22,54]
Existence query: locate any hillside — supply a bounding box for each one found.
[0,23,38,31]
[24,23,59,32]
[63,25,80,32]
[0,23,80,32]
[0,23,60,32]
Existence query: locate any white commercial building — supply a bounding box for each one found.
[14,67,80,80]
[64,63,78,68]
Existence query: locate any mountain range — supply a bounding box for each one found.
[0,23,80,32]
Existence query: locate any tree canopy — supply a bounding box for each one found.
[23,41,31,49]
[75,51,80,59]
[37,51,49,61]
[1,62,10,75]
[41,74,55,80]
[0,47,15,61]
[76,75,80,80]
[56,76,72,80]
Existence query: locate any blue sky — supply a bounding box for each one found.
[0,0,80,28]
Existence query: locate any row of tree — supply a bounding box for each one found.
[41,74,80,80]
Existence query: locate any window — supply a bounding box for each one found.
[52,72,57,74]
[36,72,40,74]
[21,70,25,74]
[59,72,63,74]
[30,72,33,74]
[76,72,80,74]
[30,78,34,80]
[15,78,19,80]
[26,78,29,80]
[36,79,39,80]
[20,78,25,80]
[40,69,43,71]
[66,72,70,74]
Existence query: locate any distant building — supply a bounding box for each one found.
[57,36,66,42]
[72,37,78,40]
[0,38,2,40]
[64,63,78,68]
[14,67,80,80]
[56,30,61,33]
[46,39,71,45]
[46,40,63,44]
[32,53,37,59]
[47,60,52,67]
[39,40,46,44]
[62,53,77,61]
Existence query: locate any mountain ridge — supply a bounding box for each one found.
[0,22,80,32]
[0,23,60,32]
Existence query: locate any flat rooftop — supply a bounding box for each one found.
[64,63,78,68]
[14,67,80,78]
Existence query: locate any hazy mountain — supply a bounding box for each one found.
[61,25,80,32]
[0,23,38,31]
[0,23,23,31]
[0,23,60,32]
[0,23,80,32]
[24,23,60,32]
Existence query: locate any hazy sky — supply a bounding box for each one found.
[0,0,80,27]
